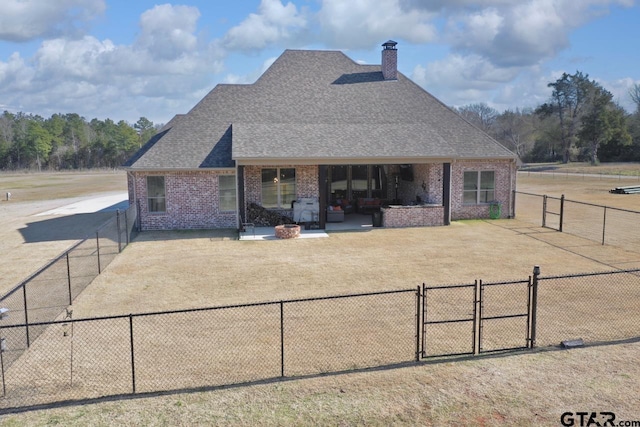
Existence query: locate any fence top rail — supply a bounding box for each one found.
[94,210,124,234]
[424,282,477,290]
[481,278,531,287]
[0,238,88,303]
[515,190,640,215]
[540,268,640,281]
[0,203,138,305]
[564,197,640,214]
[0,287,417,328]
[514,191,545,198]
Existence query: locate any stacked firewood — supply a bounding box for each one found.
[246,203,295,226]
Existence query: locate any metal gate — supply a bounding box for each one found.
[421,282,478,358]
[478,279,532,353]
[542,195,564,231]
[422,277,535,358]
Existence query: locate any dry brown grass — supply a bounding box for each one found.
[0,171,126,202]
[2,341,639,426]
[522,161,640,177]
[0,171,127,294]
[1,170,640,425]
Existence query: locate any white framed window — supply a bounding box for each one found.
[147,176,166,213]
[262,168,296,208]
[463,171,495,204]
[219,175,237,212]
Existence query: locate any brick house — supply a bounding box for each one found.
[124,41,517,231]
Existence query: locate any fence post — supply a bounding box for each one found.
[129,314,136,394]
[0,345,5,396]
[66,252,72,306]
[559,194,564,232]
[526,274,532,348]
[96,232,101,274]
[22,284,30,348]
[602,206,607,246]
[542,195,547,227]
[116,210,122,253]
[415,286,421,362]
[280,301,285,378]
[124,208,130,246]
[475,280,481,355]
[421,283,427,358]
[529,265,540,349]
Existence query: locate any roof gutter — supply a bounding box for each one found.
[122,166,236,173]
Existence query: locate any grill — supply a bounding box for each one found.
[293,198,319,223]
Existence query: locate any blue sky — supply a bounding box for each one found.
[0,0,638,125]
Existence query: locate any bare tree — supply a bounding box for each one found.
[630,83,640,113]
[494,108,538,159]
[455,103,499,134]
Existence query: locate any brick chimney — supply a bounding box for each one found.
[381,40,398,80]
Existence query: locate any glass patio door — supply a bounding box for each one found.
[328,165,387,202]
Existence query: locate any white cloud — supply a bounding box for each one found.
[32,37,115,82]
[223,56,278,84]
[0,53,36,101]
[135,4,201,61]
[317,0,437,49]
[0,4,227,123]
[223,0,307,50]
[406,0,639,112]
[0,0,105,42]
[595,76,640,113]
[1,0,637,122]
[414,54,521,90]
[400,0,522,11]
[412,54,548,109]
[444,0,635,67]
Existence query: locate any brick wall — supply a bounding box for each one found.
[394,163,445,205]
[382,206,444,227]
[450,159,515,220]
[128,160,514,230]
[130,170,237,230]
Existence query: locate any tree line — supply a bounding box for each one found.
[456,73,640,164]
[0,113,159,170]
[1,71,639,170]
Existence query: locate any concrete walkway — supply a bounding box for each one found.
[35,192,129,216]
[239,226,329,240]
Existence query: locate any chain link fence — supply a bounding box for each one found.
[536,270,640,346]
[1,267,637,411]
[421,268,639,360]
[0,289,419,410]
[0,203,137,379]
[514,190,640,254]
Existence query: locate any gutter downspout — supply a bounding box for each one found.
[509,159,515,218]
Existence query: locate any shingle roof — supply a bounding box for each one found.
[124,49,515,169]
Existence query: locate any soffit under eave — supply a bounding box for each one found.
[122,167,236,173]
[234,156,459,166]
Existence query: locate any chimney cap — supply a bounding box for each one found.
[382,40,397,49]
